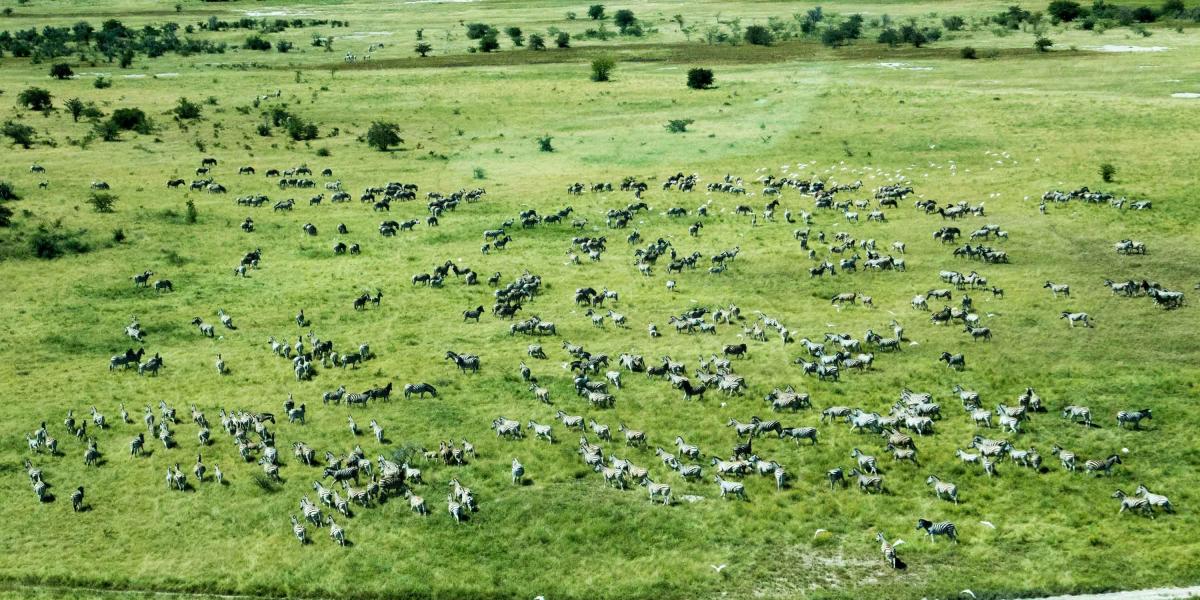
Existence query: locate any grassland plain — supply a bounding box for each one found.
[1,1,1200,599]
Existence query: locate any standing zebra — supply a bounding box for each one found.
[70,486,85,512]
[915,519,958,543]
[348,416,359,436]
[290,515,307,545]
[926,475,959,504]
[370,419,384,444]
[1116,409,1152,430]
[327,515,347,546]
[876,532,902,568]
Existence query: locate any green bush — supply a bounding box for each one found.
[665,119,694,133]
[30,224,91,259]
[537,135,554,152]
[1034,36,1054,51]
[93,76,112,89]
[528,33,545,50]
[556,32,571,48]
[366,121,403,151]
[0,181,18,201]
[961,46,978,59]
[0,204,14,228]
[588,4,605,20]
[1100,162,1117,182]
[276,40,293,53]
[110,107,150,132]
[1048,1,1085,22]
[244,35,272,50]
[686,68,714,89]
[744,24,773,45]
[87,191,117,213]
[173,97,202,120]
[465,23,494,40]
[18,87,52,111]
[415,42,433,57]
[614,9,636,32]
[505,26,524,46]
[50,63,74,79]
[590,56,615,81]
[185,199,198,224]
[943,15,967,30]
[479,32,500,52]
[3,121,36,148]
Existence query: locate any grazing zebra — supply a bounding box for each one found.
[714,476,747,500]
[849,468,883,493]
[1084,454,1122,476]
[327,516,347,546]
[511,458,525,484]
[290,515,307,545]
[642,477,672,505]
[926,475,958,504]
[780,427,818,445]
[1135,484,1174,513]
[916,519,958,543]
[828,467,846,490]
[1112,490,1154,517]
[70,486,85,512]
[403,383,438,399]
[1116,409,1152,430]
[1052,444,1076,471]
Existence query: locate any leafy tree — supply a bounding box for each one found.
[366,121,403,151]
[1161,0,1185,16]
[87,191,117,213]
[877,28,901,47]
[3,121,36,148]
[588,4,605,20]
[537,135,554,152]
[173,97,202,120]
[286,117,318,141]
[465,23,494,40]
[479,31,500,52]
[50,63,74,79]
[665,119,694,133]
[276,40,293,53]
[686,68,714,89]
[110,107,149,131]
[244,35,272,50]
[415,42,433,57]
[942,15,967,30]
[1048,1,1084,22]
[744,24,773,45]
[17,87,52,111]
[590,56,615,81]
[1132,5,1157,21]
[1100,162,1117,182]
[1034,36,1054,51]
[555,32,571,48]
[119,49,134,68]
[505,26,524,46]
[65,97,85,122]
[613,9,636,31]
[528,33,546,50]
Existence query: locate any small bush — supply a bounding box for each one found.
[415,42,433,57]
[173,97,202,120]
[1100,163,1117,182]
[1034,36,1054,52]
[528,33,546,50]
[505,26,524,46]
[287,117,319,141]
[473,167,487,180]
[366,121,403,151]
[0,204,14,228]
[276,40,294,53]
[18,87,53,111]
[2,121,36,148]
[479,32,500,52]
[614,9,636,31]
[110,107,150,133]
[961,46,978,59]
[591,56,615,81]
[665,119,694,133]
[943,15,967,30]
[316,147,331,157]
[687,68,714,89]
[112,228,125,242]
[93,76,112,89]
[537,135,554,152]
[30,224,90,259]
[1048,1,1084,22]
[50,63,74,80]
[588,4,605,20]
[185,199,198,223]
[87,191,117,213]
[65,98,85,122]
[465,23,494,40]
[556,32,571,48]
[0,181,18,200]
[244,35,272,51]
[744,24,773,45]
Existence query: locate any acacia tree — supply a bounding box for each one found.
[18,87,53,111]
[588,4,605,20]
[415,42,433,57]
[366,121,402,151]
[65,97,85,122]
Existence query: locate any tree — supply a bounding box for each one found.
[87,191,117,213]
[244,35,272,50]
[1162,0,1185,16]
[744,25,773,46]
[1100,163,1117,182]
[537,135,554,152]
[110,107,149,131]
[465,23,494,40]
[528,33,546,50]
[1047,1,1084,22]
[276,40,294,53]
[505,26,524,46]
[415,42,433,57]
[613,9,636,32]
[50,63,74,80]
[588,4,605,20]
[366,121,402,151]
[479,31,500,52]
[18,87,52,111]
[665,119,694,133]
[173,97,202,120]
[556,32,571,48]
[877,28,901,47]
[590,56,615,82]
[1132,6,1157,21]
[65,97,85,122]
[3,121,36,148]
[1034,36,1054,52]
[686,68,714,89]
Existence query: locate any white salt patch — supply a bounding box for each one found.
[341,31,394,40]
[155,73,180,78]
[876,62,933,71]
[1171,92,1200,99]
[244,9,315,16]
[1087,45,1168,53]
[122,74,147,79]
[404,0,476,3]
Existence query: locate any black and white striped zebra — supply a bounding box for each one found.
[915,519,958,543]
[70,486,85,512]
[326,516,347,546]
[1135,484,1174,513]
[1112,490,1153,517]
[876,532,900,568]
[1084,454,1122,476]
[926,475,958,504]
[849,468,882,493]
[780,427,819,445]
[290,515,307,544]
[1116,409,1152,430]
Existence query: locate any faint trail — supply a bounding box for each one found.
[1019,587,1200,600]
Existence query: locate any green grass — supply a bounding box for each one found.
[2,1,1200,599]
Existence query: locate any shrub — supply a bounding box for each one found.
[276,40,293,53]
[0,181,18,200]
[687,68,714,89]
[588,4,605,20]
[50,63,74,79]
[286,117,318,141]
[961,46,978,59]
[877,27,901,47]
[366,121,403,151]
[528,33,546,50]
[93,76,112,89]
[1048,1,1084,22]
[87,191,117,213]
[473,167,486,180]
[465,23,494,40]
[65,98,85,122]
[3,121,36,148]
[590,56,615,81]
[613,9,636,31]
[18,87,52,111]
[415,42,432,57]
[1100,162,1117,182]
[0,204,13,227]
[479,32,500,52]
[173,97,202,120]
[244,35,272,50]
[110,107,149,132]
[556,32,571,48]
[665,119,694,133]
[537,135,554,152]
[1161,0,1185,16]
[94,118,120,141]
[943,15,967,30]
[1034,36,1054,51]
[30,224,90,259]
[745,24,773,45]
[505,26,524,46]
[112,228,126,242]
[316,147,331,157]
[185,199,198,223]
[1132,5,1157,21]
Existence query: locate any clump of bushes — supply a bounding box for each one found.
[687,68,714,89]
[665,119,694,133]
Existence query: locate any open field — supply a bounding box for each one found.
[1,1,1199,599]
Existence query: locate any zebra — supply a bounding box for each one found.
[287,403,306,424]
[1084,454,1122,476]
[214,465,224,485]
[926,475,958,504]
[714,476,747,500]
[447,494,466,523]
[674,436,700,459]
[511,458,525,484]
[849,468,883,493]
[1116,409,1152,429]
[1112,490,1154,517]
[1135,484,1174,513]
[1043,281,1070,297]
[851,448,878,474]
[528,421,554,443]
[617,423,646,446]
[1062,405,1093,426]
[774,466,786,490]
[1052,444,1076,471]
[193,454,206,482]
[780,427,818,445]
[70,486,85,512]
[1061,311,1092,328]
[827,467,846,489]
[130,433,144,457]
[300,495,323,525]
[642,477,672,505]
[347,416,360,436]
[404,490,428,515]
[83,439,100,466]
[916,519,958,543]
[323,386,346,404]
[876,532,900,568]
[326,516,347,546]
[597,465,626,489]
[290,515,307,545]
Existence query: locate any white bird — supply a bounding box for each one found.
[961,591,977,598]
[710,564,727,573]
[979,521,996,529]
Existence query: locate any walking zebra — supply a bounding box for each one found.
[1085,454,1122,476]
[290,515,307,545]
[780,427,819,445]
[1116,409,1152,429]
[1052,444,1076,472]
[370,419,384,443]
[130,433,144,457]
[1135,484,1174,513]
[70,486,85,512]
[828,467,846,489]
[326,516,347,546]
[850,468,883,493]
[642,477,672,505]
[916,519,958,543]
[511,458,525,484]
[714,476,747,500]
[926,475,958,504]
[1112,490,1153,517]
